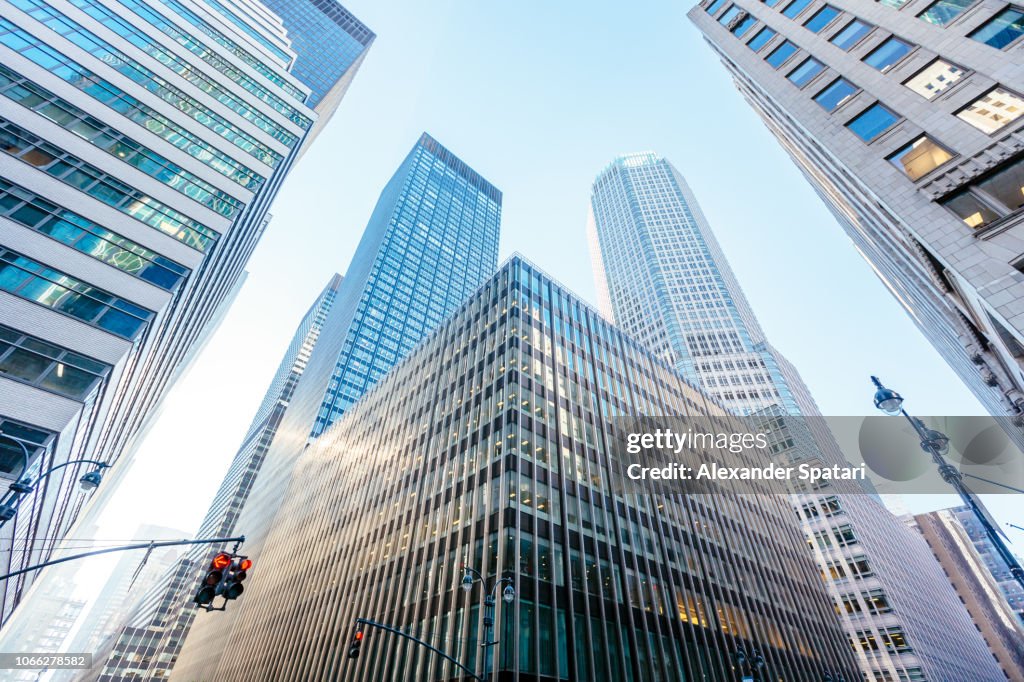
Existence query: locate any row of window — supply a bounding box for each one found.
[0,178,189,290]
[713,0,1024,228]
[0,118,218,251]
[9,0,287,163]
[0,64,244,218]
[97,0,311,127]
[0,322,110,401]
[0,248,153,340]
[0,18,264,190]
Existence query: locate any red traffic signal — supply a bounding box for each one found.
[211,553,232,570]
[347,628,364,659]
[239,558,253,571]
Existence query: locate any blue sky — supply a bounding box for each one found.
[82,0,1020,587]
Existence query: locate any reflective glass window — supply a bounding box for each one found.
[846,103,900,141]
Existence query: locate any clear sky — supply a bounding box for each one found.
[69,0,1020,602]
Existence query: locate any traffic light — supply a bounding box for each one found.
[217,556,252,600]
[347,627,364,659]
[194,552,232,606]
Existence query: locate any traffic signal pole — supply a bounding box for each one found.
[0,535,245,582]
[351,617,483,681]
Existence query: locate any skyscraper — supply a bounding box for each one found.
[912,509,1024,681]
[170,132,502,677]
[91,274,341,681]
[588,152,1001,680]
[949,504,1024,627]
[687,0,1024,441]
[257,0,375,146]
[0,0,369,624]
[169,256,862,681]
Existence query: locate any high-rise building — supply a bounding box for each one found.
[257,0,374,146]
[0,0,369,624]
[170,132,502,677]
[45,524,187,682]
[168,255,862,681]
[912,509,1024,681]
[90,274,340,681]
[950,504,1024,627]
[587,151,1002,680]
[1,576,85,682]
[687,0,1024,440]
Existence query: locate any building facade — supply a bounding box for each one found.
[950,504,1024,626]
[913,509,1024,681]
[91,274,340,681]
[587,152,1002,680]
[170,132,502,677]
[0,0,368,625]
[687,0,1024,441]
[169,256,861,682]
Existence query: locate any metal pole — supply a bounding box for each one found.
[0,535,245,582]
[354,618,482,681]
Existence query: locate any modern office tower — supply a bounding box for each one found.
[170,132,502,677]
[950,504,1024,626]
[42,524,187,682]
[257,0,374,146]
[168,256,861,682]
[687,0,1024,441]
[913,509,1024,681]
[0,0,368,624]
[2,576,85,682]
[88,275,340,682]
[587,152,1001,680]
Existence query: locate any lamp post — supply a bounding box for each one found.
[870,376,1024,590]
[734,646,765,681]
[460,564,514,681]
[0,434,110,527]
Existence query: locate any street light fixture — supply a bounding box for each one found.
[869,376,1024,590]
[0,433,110,529]
[461,564,514,681]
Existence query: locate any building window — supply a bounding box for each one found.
[707,0,728,14]
[0,324,110,400]
[969,6,1024,48]
[814,78,859,111]
[956,87,1024,133]
[0,249,153,339]
[903,59,966,99]
[782,0,814,18]
[765,40,799,68]
[747,26,777,50]
[830,19,873,49]
[863,36,914,72]
[718,5,743,24]
[887,136,954,180]
[763,0,784,7]
[918,0,975,25]
[804,5,840,32]
[733,14,758,36]
[846,103,900,141]
[878,0,910,8]
[0,419,51,476]
[787,57,825,87]
[941,154,1024,228]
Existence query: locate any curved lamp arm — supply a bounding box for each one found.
[33,459,110,486]
[0,434,31,483]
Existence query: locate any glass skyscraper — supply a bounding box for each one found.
[168,256,862,682]
[0,0,368,627]
[588,152,1002,680]
[90,274,341,681]
[170,132,502,677]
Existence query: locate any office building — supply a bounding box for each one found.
[950,504,1024,626]
[170,132,501,677]
[913,509,1024,681]
[91,275,340,681]
[170,256,861,681]
[1,576,85,682]
[0,0,369,624]
[258,0,374,146]
[687,0,1024,442]
[588,151,1002,680]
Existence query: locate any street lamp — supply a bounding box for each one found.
[461,564,514,681]
[0,434,110,528]
[735,646,765,681]
[870,376,1024,590]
